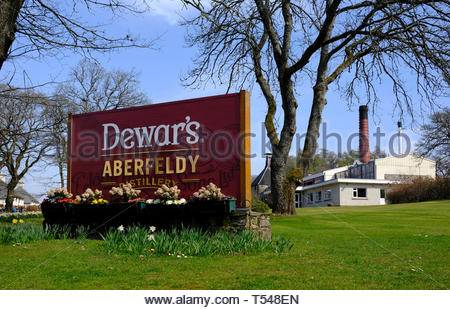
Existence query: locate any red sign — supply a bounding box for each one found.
[68,91,251,206]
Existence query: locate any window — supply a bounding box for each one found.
[324,190,332,201]
[315,191,322,201]
[307,193,313,203]
[380,189,386,199]
[352,188,367,198]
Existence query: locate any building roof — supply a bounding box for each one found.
[296,178,394,192]
[302,165,350,182]
[0,179,39,204]
[251,155,271,187]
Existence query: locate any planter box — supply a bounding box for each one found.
[188,199,236,214]
[41,200,236,234]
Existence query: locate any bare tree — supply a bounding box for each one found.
[181,0,449,214]
[0,0,153,71]
[416,108,450,176]
[58,58,150,113]
[0,86,58,211]
[45,58,150,187]
[42,95,74,188]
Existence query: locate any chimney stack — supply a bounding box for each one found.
[359,105,370,163]
[18,181,24,189]
[0,173,5,183]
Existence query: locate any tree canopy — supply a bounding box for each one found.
[0,0,153,71]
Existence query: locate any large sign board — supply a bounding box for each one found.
[68,91,251,206]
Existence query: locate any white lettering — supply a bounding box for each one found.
[102,118,201,151]
[120,128,135,149]
[134,126,155,147]
[102,123,120,151]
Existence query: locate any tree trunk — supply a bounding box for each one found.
[269,149,287,214]
[300,81,328,173]
[5,182,16,212]
[0,0,24,70]
[270,77,297,215]
[58,157,65,188]
[299,1,335,174]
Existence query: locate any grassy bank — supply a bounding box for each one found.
[0,200,448,289]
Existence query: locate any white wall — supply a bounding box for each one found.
[338,183,389,206]
[0,198,25,207]
[375,155,435,180]
[300,182,391,207]
[302,184,340,207]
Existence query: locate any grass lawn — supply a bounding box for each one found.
[0,200,449,289]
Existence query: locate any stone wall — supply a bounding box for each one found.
[223,208,272,240]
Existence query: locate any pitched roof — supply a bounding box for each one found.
[0,179,39,204]
[251,156,271,187]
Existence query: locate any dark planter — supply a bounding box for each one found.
[188,199,236,214]
[40,200,236,235]
[41,201,70,226]
[139,203,182,230]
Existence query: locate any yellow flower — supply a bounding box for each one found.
[92,199,98,204]
[150,248,155,252]
[99,198,104,202]
[19,219,24,224]
[12,219,18,224]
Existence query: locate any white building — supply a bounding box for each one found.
[295,154,436,207]
[0,173,39,208]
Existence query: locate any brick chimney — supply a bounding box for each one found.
[359,105,370,163]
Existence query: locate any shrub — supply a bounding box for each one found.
[25,205,41,212]
[387,177,450,204]
[251,199,272,213]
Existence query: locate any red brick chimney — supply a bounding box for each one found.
[359,105,370,163]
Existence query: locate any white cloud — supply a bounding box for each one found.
[147,0,186,25]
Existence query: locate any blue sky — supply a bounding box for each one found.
[1,0,439,198]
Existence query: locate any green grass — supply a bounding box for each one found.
[0,200,449,289]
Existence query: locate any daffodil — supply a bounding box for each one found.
[92,199,98,204]
[12,219,18,224]
[19,219,24,224]
[117,225,124,232]
[150,226,156,233]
